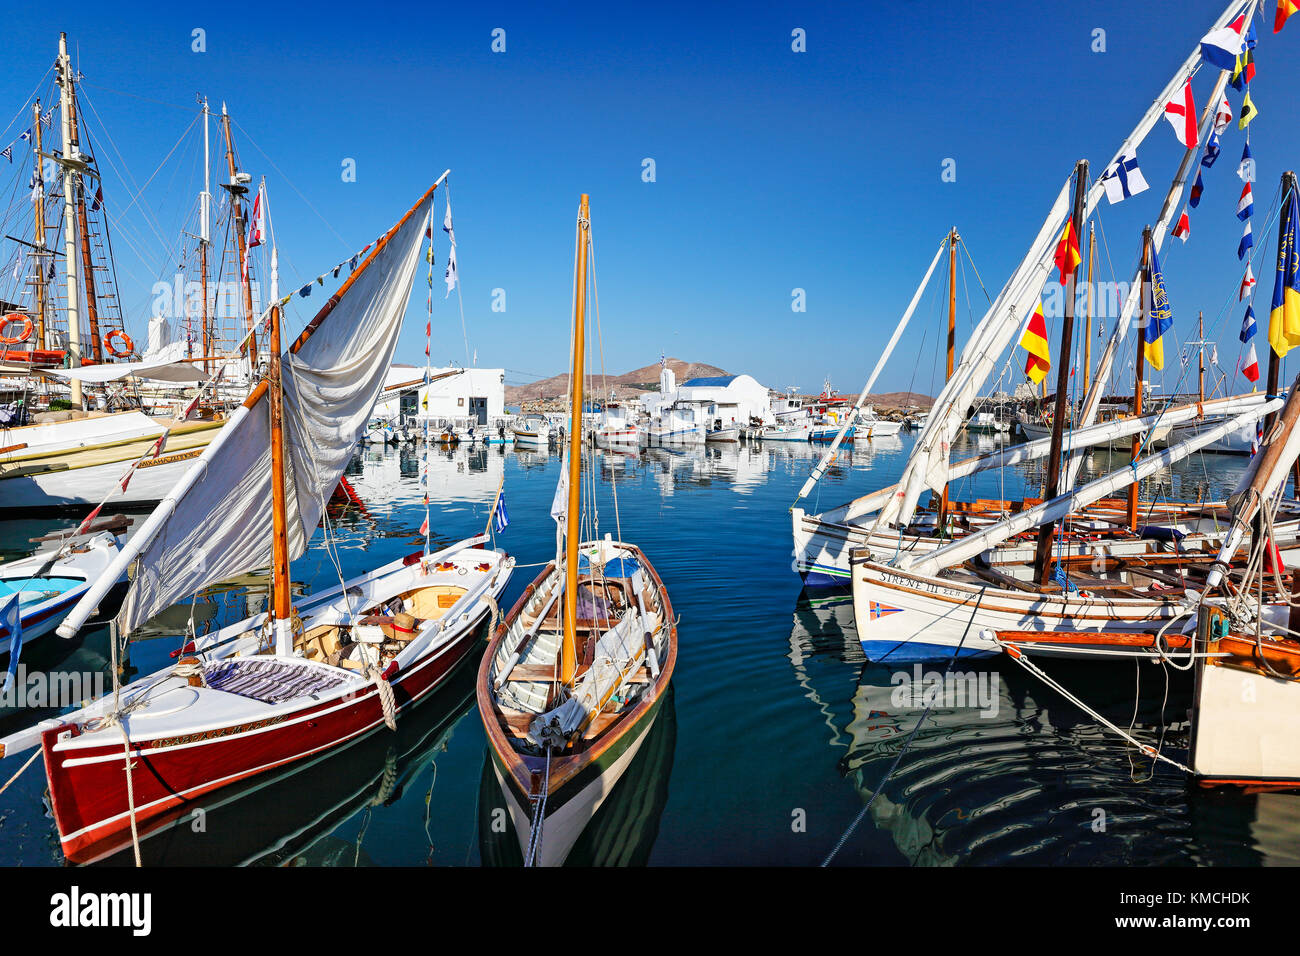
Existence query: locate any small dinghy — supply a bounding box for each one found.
[0,520,129,657]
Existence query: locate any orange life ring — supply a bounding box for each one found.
[103,329,134,358]
[0,313,33,345]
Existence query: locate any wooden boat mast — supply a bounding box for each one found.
[66,70,103,366]
[56,34,82,408]
[261,179,292,656]
[31,99,47,351]
[221,104,257,370]
[562,194,591,687]
[938,227,958,529]
[1198,311,1205,403]
[1033,159,1087,584]
[1128,226,1152,531]
[1265,171,1295,437]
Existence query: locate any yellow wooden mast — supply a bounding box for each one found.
[561,194,591,687]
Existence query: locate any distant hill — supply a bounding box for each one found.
[830,391,933,410]
[506,358,728,405]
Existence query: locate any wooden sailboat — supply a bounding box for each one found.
[0,176,515,864]
[477,195,677,866]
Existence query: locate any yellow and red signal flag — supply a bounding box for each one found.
[1021,301,1051,385]
[1276,0,1297,33]
[1053,220,1081,284]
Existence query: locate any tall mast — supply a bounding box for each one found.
[561,193,591,687]
[56,34,82,407]
[937,227,958,530]
[1198,311,1205,403]
[221,105,256,371]
[31,99,47,351]
[1128,226,1153,531]
[199,96,211,375]
[67,69,103,365]
[262,182,291,657]
[1083,225,1095,396]
[1265,171,1295,436]
[1034,160,1088,584]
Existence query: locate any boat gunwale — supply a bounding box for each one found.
[476,542,677,806]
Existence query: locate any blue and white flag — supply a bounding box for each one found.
[1237,141,1255,182]
[1101,150,1150,204]
[1241,304,1257,342]
[18,129,31,142]
[494,494,511,533]
[1201,130,1221,168]
[1,146,10,163]
[1239,220,1254,261]
[1,593,22,694]
[443,200,457,299]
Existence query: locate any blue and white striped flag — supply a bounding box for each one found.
[494,495,510,533]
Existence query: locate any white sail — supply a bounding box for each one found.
[901,401,1281,578]
[876,0,1254,532]
[819,392,1276,527]
[58,178,445,638]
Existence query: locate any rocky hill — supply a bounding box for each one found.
[506,358,728,405]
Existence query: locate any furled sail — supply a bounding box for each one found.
[59,177,445,638]
[901,401,1281,578]
[875,0,1254,532]
[815,392,1277,528]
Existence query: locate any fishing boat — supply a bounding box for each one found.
[512,414,551,447]
[965,410,1008,434]
[645,402,705,445]
[0,175,516,865]
[760,421,811,442]
[594,403,640,448]
[477,195,677,867]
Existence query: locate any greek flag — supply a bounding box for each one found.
[1,593,22,693]
[1101,151,1149,204]
[495,494,511,533]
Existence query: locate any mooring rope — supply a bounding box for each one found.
[524,747,552,867]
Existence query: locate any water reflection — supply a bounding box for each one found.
[787,588,1299,865]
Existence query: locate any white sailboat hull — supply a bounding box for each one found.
[850,558,1192,662]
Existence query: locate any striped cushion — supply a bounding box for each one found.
[204,659,349,704]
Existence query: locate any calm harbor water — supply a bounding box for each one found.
[1,432,1296,866]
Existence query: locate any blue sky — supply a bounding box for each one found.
[1,0,1294,398]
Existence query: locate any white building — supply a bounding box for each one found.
[373,365,506,425]
[645,366,772,426]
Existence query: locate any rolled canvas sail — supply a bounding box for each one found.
[67,185,438,638]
